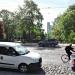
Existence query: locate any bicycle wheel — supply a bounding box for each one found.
[61,54,69,63]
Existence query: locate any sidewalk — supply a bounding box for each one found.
[59,43,75,47]
[22,43,37,46]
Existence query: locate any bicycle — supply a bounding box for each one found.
[61,54,69,63]
[61,51,75,63]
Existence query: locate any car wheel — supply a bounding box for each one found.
[18,64,28,73]
[39,43,43,47]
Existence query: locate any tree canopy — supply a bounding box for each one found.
[0,0,45,42]
[52,5,75,43]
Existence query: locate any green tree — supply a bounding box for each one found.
[0,10,15,41]
[52,5,75,43]
[16,0,44,42]
[0,0,45,42]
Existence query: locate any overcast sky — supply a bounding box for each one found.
[0,0,75,32]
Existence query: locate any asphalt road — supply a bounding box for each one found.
[27,46,66,64]
[0,46,70,75]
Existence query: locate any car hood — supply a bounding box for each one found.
[22,52,41,59]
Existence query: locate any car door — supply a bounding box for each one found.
[0,46,19,68]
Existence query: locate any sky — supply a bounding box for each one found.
[0,0,75,32]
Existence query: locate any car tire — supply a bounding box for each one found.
[18,63,28,73]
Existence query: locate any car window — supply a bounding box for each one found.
[44,40,48,42]
[0,46,8,55]
[0,46,16,56]
[8,47,17,56]
[14,45,30,55]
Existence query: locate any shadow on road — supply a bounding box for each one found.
[25,45,61,51]
[0,68,45,75]
[22,43,61,48]
[33,46,61,51]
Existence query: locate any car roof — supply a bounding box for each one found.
[0,42,21,47]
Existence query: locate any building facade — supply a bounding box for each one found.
[47,22,51,33]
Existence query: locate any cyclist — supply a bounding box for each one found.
[65,44,75,60]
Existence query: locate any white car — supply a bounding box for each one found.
[0,42,42,72]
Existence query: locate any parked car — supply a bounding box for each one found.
[38,39,58,47]
[0,42,42,72]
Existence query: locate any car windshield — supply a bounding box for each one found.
[14,45,30,55]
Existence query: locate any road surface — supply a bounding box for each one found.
[0,46,75,75]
